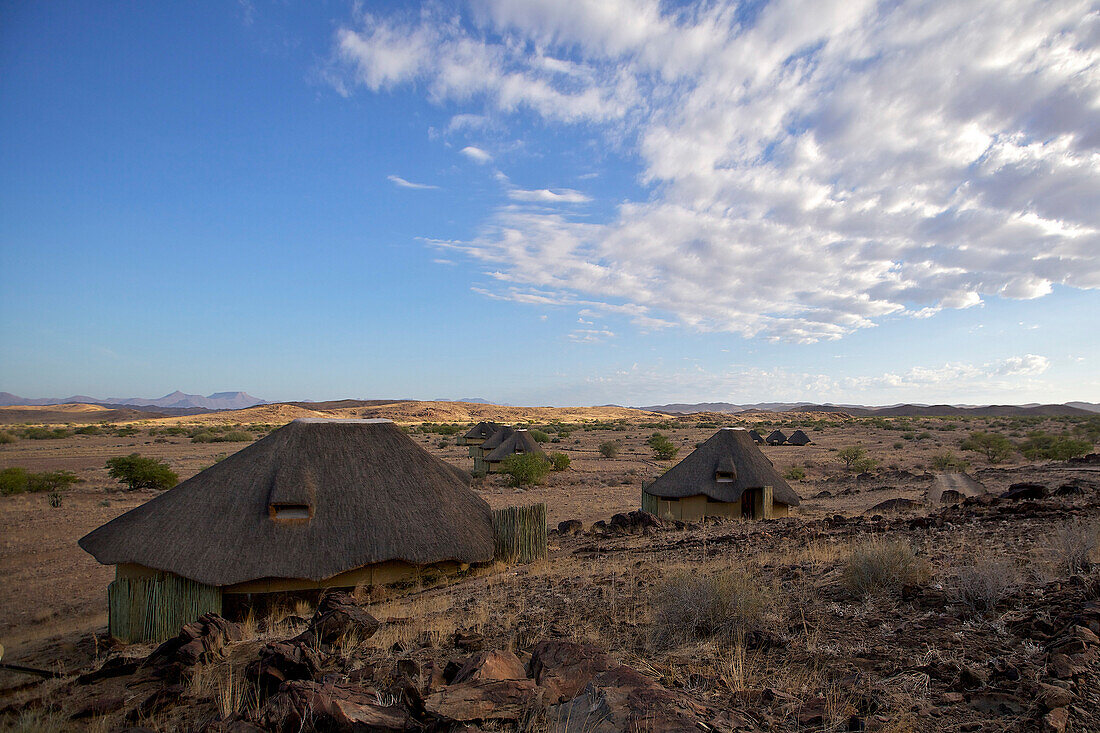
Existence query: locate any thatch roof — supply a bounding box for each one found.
[484,429,546,463]
[80,419,494,587]
[766,430,787,445]
[479,425,513,452]
[644,428,800,506]
[748,430,765,444]
[787,429,812,446]
[462,421,501,442]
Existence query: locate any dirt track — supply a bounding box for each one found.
[928,472,987,502]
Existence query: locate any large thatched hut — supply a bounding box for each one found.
[484,429,545,474]
[80,419,494,642]
[766,429,787,446]
[787,429,813,446]
[641,428,800,521]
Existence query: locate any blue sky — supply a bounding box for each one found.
[1,1,1098,406]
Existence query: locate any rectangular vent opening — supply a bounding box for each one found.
[271,504,311,520]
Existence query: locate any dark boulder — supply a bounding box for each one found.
[557,519,584,536]
[248,641,326,695]
[867,498,922,513]
[529,639,612,703]
[940,489,963,504]
[1001,483,1047,501]
[424,678,544,725]
[296,591,379,647]
[144,614,242,671]
[263,680,411,732]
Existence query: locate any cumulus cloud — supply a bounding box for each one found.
[333,1,1100,341]
[569,328,615,343]
[388,175,439,190]
[460,146,493,164]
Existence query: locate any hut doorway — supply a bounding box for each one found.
[741,489,758,519]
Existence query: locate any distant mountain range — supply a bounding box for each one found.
[639,401,1100,416]
[0,391,267,411]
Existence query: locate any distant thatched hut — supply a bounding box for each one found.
[787,429,813,446]
[748,429,765,445]
[461,421,502,473]
[641,428,800,521]
[472,425,511,475]
[80,419,494,642]
[484,429,546,474]
[766,430,787,445]
[459,421,500,448]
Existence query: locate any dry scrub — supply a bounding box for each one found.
[650,568,781,648]
[944,559,1020,615]
[842,539,929,597]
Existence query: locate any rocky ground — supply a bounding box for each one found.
[2,468,1099,732]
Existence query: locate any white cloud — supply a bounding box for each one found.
[569,328,615,343]
[334,1,1100,342]
[460,146,493,164]
[387,175,439,190]
[508,188,591,204]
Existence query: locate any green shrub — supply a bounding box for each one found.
[931,451,970,471]
[1019,433,1093,461]
[837,446,867,470]
[851,457,878,473]
[598,440,620,458]
[960,431,1016,464]
[106,453,178,491]
[843,540,929,597]
[649,435,679,461]
[220,430,253,442]
[784,466,806,480]
[114,426,139,437]
[500,453,551,487]
[892,441,904,450]
[437,439,450,448]
[548,452,571,471]
[0,467,29,495]
[74,425,102,436]
[27,470,82,492]
[191,431,217,443]
[21,427,72,440]
[0,431,16,444]
[529,430,551,443]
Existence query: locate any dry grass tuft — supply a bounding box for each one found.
[650,568,781,648]
[1042,518,1099,575]
[944,559,1020,615]
[842,540,929,597]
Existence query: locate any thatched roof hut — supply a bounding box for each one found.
[484,429,545,472]
[642,428,800,521]
[460,421,501,446]
[748,429,765,444]
[766,429,787,445]
[81,419,494,589]
[787,429,813,446]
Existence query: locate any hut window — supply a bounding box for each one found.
[716,471,734,483]
[270,504,311,520]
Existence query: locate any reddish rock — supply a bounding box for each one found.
[145,613,242,670]
[1043,707,1069,733]
[248,640,326,694]
[264,680,411,732]
[296,592,379,647]
[529,639,612,703]
[1038,683,1074,709]
[550,665,715,732]
[453,650,527,684]
[424,678,544,724]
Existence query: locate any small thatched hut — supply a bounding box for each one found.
[472,425,511,475]
[748,429,765,445]
[80,419,494,642]
[787,429,813,446]
[641,428,800,521]
[766,429,787,445]
[484,429,545,474]
[459,421,500,448]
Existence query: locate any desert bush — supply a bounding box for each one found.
[598,440,620,458]
[20,427,72,440]
[843,540,929,597]
[1043,519,1099,575]
[501,452,551,487]
[837,446,867,471]
[851,456,878,473]
[1019,432,1093,461]
[221,430,253,442]
[649,435,679,461]
[191,430,217,443]
[930,451,969,471]
[945,560,1020,615]
[114,426,139,437]
[106,453,178,491]
[74,425,102,435]
[651,569,779,648]
[437,439,450,448]
[28,470,82,493]
[529,429,551,443]
[960,431,1015,464]
[548,452,571,471]
[784,466,806,480]
[0,467,29,495]
[0,431,16,444]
